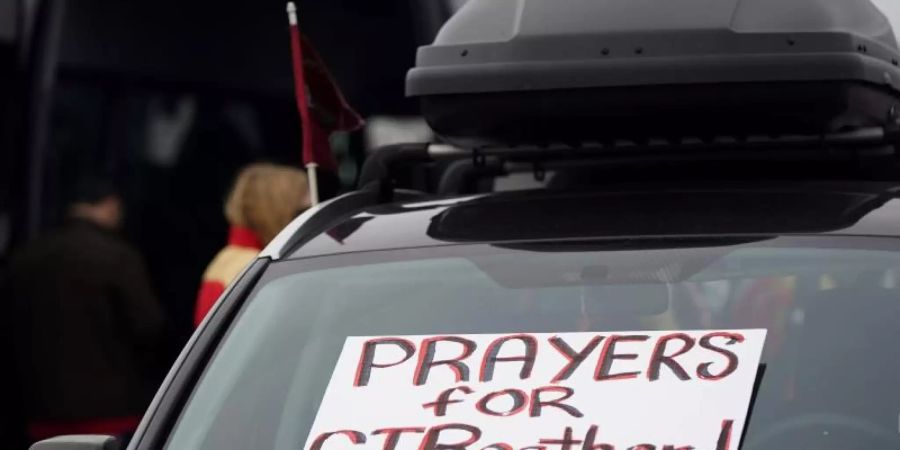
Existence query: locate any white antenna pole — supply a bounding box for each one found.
[307,162,320,206]
[286,1,298,25]
[286,1,320,206]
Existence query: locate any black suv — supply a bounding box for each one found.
[145,180,900,450]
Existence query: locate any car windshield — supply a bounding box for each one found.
[166,236,900,450]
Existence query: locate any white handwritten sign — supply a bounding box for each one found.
[304,330,767,450]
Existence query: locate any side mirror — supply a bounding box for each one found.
[30,435,120,450]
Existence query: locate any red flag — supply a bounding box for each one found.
[288,4,363,172]
[299,34,365,134]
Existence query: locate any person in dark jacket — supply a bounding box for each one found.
[9,180,166,443]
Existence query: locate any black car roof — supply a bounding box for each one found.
[263,182,900,261]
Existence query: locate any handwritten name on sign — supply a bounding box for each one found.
[304,330,766,450]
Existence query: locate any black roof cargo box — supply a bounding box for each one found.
[408,0,900,147]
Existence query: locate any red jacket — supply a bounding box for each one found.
[194,226,262,327]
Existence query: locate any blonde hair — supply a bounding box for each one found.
[225,163,310,245]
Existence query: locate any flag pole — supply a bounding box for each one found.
[286,1,320,206]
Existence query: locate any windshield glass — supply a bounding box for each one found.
[166,236,900,450]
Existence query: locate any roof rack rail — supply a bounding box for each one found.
[262,143,467,259]
[357,125,900,194]
[261,186,431,260]
[478,125,900,159]
[265,124,900,259]
[357,142,472,201]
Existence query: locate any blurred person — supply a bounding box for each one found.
[194,164,309,327]
[9,179,167,444]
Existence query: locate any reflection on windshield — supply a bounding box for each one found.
[166,237,900,450]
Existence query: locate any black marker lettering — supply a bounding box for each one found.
[549,336,604,383]
[355,339,416,387]
[475,389,528,417]
[480,334,538,382]
[529,386,583,418]
[716,420,734,450]
[481,445,513,450]
[647,334,695,381]
[582,425,614,450]
[310,431,366,450]
[423,386,474,417]
[697,333,744,381]
[595,335,650,381]
[414,337,477,386]
[419,424,482,450]
[539,427,583,450]
[374,428,426,450]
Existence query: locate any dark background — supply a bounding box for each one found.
[0,0,460,447]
